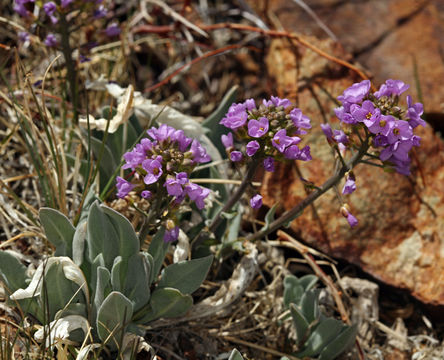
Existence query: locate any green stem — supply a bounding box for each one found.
[59,13,79,124]
[138,186,165,245]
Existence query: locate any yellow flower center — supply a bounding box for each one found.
[366,112,372,119]
[379,120,386,128]
[393,128,400,135]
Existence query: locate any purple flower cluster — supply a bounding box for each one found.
[334,79,425,175]
[116,124,211,242]
[220,96,312,209]
[14,0,109,48]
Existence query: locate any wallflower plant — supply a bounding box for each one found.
[0,76,426,358]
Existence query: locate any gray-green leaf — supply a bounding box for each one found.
[0,251,28,294]
[318,324,357,360]
[39,208,75,257]
[157,255,213,294]
[87,202,138,269]
[296,318,346,358]
[142,288,192,323]
[228,349,244,360]
[289,303,309,345]
[96,291,133,349]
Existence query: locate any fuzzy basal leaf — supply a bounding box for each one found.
[87,202,138,269]
[39,207,75,257]
[141,288,192,323]
[157,255,213,295]
[0,250,28,294]
[96,291,133,349]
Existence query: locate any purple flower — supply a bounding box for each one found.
[341,205,358,228]
[367,114,394,136]
[122,148,146,170]
[373,135,389,148]
[18,31,29,43]
[230,151,243,162]
[190,139,211,163]
[141,190,152,199]
[337,80,371,104]
[342,174,356,195]
[263,157,275,172]
[380,140,413,162]
[172,129,192,152]
[142,158,163,184]
[290,108,311,134]
[147,124,175,142]
[246,140,260,156]
[43,2,58,24]
[93,4,107,18]
[406,96,426,128]
[44,34,58,47]
[14,0,32,17]
[176,172,188,185]
[374,79,409,98]
[248,117,269,138]
[263,96,291,109]
[321,123,333,140]
[164,226,179,243]
[220,103,248,130]
[333,130,349,144]
[350,100,381,126]
[186,183,210,210]
[250,194,263,209]
[346,212,358,227]
[272,129,293,153]
[292,145,311,161]
[244,98,256,110]
[387,120,413,144]
[165,178,184,197]
[391,158,412,176]
[221,133,234,149]
[105,23,121,37]
[283,145,301,160]
[116,176,134,198]
[334,106,357,124]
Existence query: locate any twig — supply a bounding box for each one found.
[143,44,243,93]
[276,231,349,323]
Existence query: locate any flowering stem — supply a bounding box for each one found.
[246,140,370,242]
[209,160,259,234]
[359,159,384,168]
[138,189,164,244]
[58,14,79,124]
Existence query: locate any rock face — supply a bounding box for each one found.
[251,0,444,114]
[262,36,444,305]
